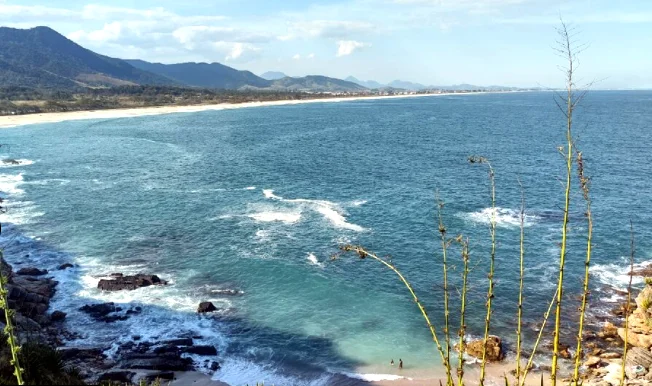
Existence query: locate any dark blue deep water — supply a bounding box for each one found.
[1,91,651,384]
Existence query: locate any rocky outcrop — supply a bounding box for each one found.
[197,301,217,313]
[618,286,652,349]
[16,267,48,276]
[57,263,74,270]
[182,345,218,356]
[97,273,167,291]
[97,371,136,383]
[456,335,504,362]
[79,302,142,323]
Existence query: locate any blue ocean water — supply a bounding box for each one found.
[1,91,651,384]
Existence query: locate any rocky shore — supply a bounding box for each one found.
[0,257,222,385]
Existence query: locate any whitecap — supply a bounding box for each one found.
[307,252,324,268]
[0,173,24,196]
[213,358,331,386]
[590,259,647,291]
[462,207,540,227]
[244,186,256,190]
[340,372,411,382]
[350,200,367,207]
[248,211,301,224]
[263,189,282,200]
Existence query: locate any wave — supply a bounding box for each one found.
[461,207,540,228]
[0,173,24,196]
[306,252,324,268]
[0,159,35,168]
[0,200,44,225]
[349,200,367,207]
[590,259,648,291]
[340,372,411,382]
[244,186,256,190]
[248,211,302,224]
[262,190,366,232]
[213,358,331,386]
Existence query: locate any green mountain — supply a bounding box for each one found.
[265,75,367,92]
[0,26,178,89]
[125,60,271,89]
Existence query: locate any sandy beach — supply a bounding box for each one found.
[0,92,466,129]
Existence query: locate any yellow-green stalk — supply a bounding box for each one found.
[468,155,496,386]
[515,181,526,385]
[621,222,635,386]
[551,21,575,386]
[338,245,449,366]
[571,151,593,385]
[456,236,470,386]
[519,288,558,386]
[0,250,24,385]
[437,197,454,386]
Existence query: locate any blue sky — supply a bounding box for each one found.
[2,0,651,88]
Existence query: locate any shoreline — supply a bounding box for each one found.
[0,92,487,129]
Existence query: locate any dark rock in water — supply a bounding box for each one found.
[210,361,220,371]
[197,301,217,313]
[98,371,136,383]
[126,306,142,315]
[132,335,141,341]
[110,273,124,278]
[50,310,66,322]
[16,267,48,276]
[79,302,128,322]
[153,345,180,355]
[57,263,74,270]
[182,345,217,356]
[162,337,193,346]
[2,158,20,165]
[98,274,167,291]
[121,354,192,371]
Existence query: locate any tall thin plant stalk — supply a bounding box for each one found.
[0,250,24,385]
[437,197,454,386]
[456,236,470,386]
[621,222,635,386]
[551,20,579,385]
[515,180,526,385]
[571,150,593,385]
[468,155,496,386]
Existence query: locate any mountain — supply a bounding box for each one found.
[345,76,385,89]
[265,76,367,92]
[387,80,428,91]
[126,60,270,89]
[0,26,178,89]
[260,71,289,80]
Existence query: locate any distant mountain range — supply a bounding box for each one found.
[345,76,522,92]
[0,26,365,92]
[0,26,528,94]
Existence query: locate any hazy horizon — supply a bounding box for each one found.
[3,0,651,89]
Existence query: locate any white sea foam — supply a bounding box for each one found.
[463,207,540,227]
[213,358,331,386]
[0,173,24,196]
[262,189,366,232]
[590,259,647,291]
[249,211,301,224]
[244,186,256,190]
[306,252,324,268]
[350,199,367,207]
[341,372,412,382]
[0,159,34,168]
[0,201,44,225]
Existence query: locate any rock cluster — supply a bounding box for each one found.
[97,273,167,291]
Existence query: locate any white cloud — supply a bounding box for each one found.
[307,53,315,59]
[292,54,301,60]
[284,20,375,40]
[213,42,261,61]
[336,40,370,57]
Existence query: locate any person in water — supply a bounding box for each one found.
[399,359,403,369]
[390,359,394,366]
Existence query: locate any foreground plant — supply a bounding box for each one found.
[437,197,454,386]
[0,250,24,385]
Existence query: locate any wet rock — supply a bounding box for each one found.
[16,267,48,276]
[210,361,220,371]
[79,302,128,322]
[58,347,106,361]
[50,310,66,322]
[2,158,20,165]
[584,356,602,368]
[142,371,175,382]
[182,345,217,356]
[98,274,167,291]
[98,371,136,383]
[57,263,74,270]
[456,335,504,362]
[153,345,180,355]
[121,355,192,371]
[162,337,193,346]
[197,301,217,313]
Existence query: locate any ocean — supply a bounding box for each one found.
[1,91,651,385]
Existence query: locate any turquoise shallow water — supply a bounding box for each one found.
[1,91,651,384]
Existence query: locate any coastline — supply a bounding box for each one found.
[0,92,479,129]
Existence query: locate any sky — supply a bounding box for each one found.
[2,0,651,88]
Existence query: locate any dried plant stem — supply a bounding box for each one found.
[515,181,526,385]
[0,250,24,385]
[457,237,470,386]
[339,245,449,366]
[519,287,559,386]
[437,198,454,386]
[621,222,635,386]
[551,20,576,386]
[571,150,593,385]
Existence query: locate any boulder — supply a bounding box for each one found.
[98,274,167,291]
[98,371,136,383]
[16,267,48,276]
[584,356,602,368]
[122,355,192,371]
[2,158,20,165]
[197,302,217,313]
[625,347,652,369]
[457,335,504,362]
[182,345,217,356]
[210,361,220,371]
[57,263,74,270]
[58,347,106,361]
[153,345,180,355]
[50,310,66,322]
[162,338,193,346]
[79,302,129,322]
